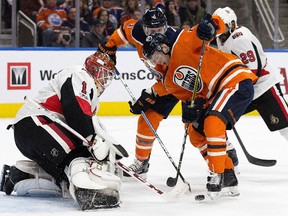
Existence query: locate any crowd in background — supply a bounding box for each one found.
[2,0,207,47]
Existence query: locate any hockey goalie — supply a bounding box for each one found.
[0,51,129,210]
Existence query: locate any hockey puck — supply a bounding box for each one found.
[195,194,205,201]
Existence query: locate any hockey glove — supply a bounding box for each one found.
[182,97,206,123]
[197,13,218,41]
[88,117,129,162]
[128,88,157,114]
[98,42,117,64]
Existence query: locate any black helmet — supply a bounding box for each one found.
[142,7,167,29]
[143,33,170,59]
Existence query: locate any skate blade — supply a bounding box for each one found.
[195,186,240,202]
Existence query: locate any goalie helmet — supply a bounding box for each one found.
[213,7,237,31]
[84,52,116,95]
[143,33,170,60]
[142,7,167,35]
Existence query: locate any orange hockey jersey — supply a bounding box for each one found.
[36,7,67,31]
[105,19,176,96]
[163,26,258,103]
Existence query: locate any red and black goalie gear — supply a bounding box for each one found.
[84,51,116,89]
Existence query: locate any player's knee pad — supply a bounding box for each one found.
[188,124,206,148]
[204,115,226,137]
[138,109,163,132]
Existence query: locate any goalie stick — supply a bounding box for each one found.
[115,69,191,191]
[24,96,168,198]
[232,126,276,167]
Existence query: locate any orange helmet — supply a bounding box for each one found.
[84,51,115,95]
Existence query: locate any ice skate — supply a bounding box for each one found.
[123,158,150,179]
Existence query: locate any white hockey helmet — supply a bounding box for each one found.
[213,7,237,31]
[84,51,115,95]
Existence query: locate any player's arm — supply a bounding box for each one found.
[196,13,226,41]
[60,72,95,138]
[98,19,138,63]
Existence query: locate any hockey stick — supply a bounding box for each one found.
[232,126,276,167]
[166,124,189,186]
[115,69,191,191]
[24,96,168,198]
[166,41,206,187]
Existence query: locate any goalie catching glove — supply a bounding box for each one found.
[128,88,157,114]
[87,116,129,162]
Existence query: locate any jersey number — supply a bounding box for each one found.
[82,81,87,94]
[239,50,255,64]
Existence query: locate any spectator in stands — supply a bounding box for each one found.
[36,0,67,46]
[81,18,108,47]
[53,26,74,47]
[19,0,43,23]
[60,0,92,24]
[93,0,120,29]
[178,0,206,26]
[181,20,192,29]
[59,0,75,13]
[97,9,116,38]
[133,9,142,20]
[165,0,181,29]
[119,0,140,25]
[61,7,90,41]
[80,0,94,25]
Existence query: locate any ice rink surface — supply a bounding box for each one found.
[0,115,287,216]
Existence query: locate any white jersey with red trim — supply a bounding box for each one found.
[216,26,283,99]
[15,66,99,125]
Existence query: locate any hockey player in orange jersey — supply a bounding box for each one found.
[142,14,258,198]
[98,7,180,177]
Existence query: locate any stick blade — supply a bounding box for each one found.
[247,156,277,167]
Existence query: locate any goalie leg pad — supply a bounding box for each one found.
[13,178,61,196]
[75,187,120,210]
[69,157,121,191]
[68,157,122,208]
[15,160,53,180]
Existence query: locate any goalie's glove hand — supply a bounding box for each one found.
[197,13,218,41]
[98,42,117,64]
[128,88,157,114]
[87,134,129,162]
[182,97,206,123]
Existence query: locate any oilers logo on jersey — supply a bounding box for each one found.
[173,66,203,93]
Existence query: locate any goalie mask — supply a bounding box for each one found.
[213,7,237,43]
[84,52,116,96]
[142,7,167,36]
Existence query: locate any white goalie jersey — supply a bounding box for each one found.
[15,66,100,124]
[216,26,283,99]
